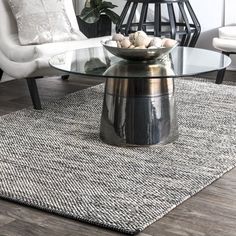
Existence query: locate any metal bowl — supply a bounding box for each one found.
[102,40,178,61]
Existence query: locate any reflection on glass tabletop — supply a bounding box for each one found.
[49,46,231,79]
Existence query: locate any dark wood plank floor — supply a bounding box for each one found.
[0,72,236,236]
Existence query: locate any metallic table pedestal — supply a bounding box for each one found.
[100,77,178,146]
[49,47,232,146]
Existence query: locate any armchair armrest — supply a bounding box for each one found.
[0,49,38,79]
[0,34,39,62]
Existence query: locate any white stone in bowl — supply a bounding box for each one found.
[149,37,162,48]
[120,38,132,48]
[112,33,125,42]
[105,40,118,47]
[163,38,178,48]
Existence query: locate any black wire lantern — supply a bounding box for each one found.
[116,0,201,47]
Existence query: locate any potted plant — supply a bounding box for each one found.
[77,0,120,38]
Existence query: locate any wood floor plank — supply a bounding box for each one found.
[0,73,235,236]
[143,169,236,236]
[0,220,61,236]
[0,215,15,227]
[0,200,125,236]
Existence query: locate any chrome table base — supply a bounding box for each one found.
[100,77,178,146]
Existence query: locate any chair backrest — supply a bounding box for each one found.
[64,0,80,33]
[0,0,80,39]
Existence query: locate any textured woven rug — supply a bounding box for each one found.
[0,78,236,234]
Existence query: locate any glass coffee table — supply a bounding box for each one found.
[49,46,231,146]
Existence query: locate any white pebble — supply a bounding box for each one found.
[117,41,122,48]
[112,33,125,42]
[129,33,135,44]
[134,45,146,49]
[149,37,162,48]
[134,31,150,47]
[105,40,118,47]
[163,38,178,48]
[120,38,132,48]
[134,31,148,40]
[148,46,158,49]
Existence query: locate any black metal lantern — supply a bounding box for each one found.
[116,0,201,47]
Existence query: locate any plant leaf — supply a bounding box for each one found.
[103,9,120,24]
[80,0,119,24]
[84,0,91,8]
[90,0,99,8]
[80,7,100,23]
[100,1,118,10]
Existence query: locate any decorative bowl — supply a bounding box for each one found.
[101,40,178,61]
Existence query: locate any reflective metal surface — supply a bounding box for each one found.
[101,40,178,61]
[105,77,174,97]
[49,46,231,146]
[103,58,174,79]
[100,77,178,146]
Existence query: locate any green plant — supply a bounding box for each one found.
[79,0,120,24]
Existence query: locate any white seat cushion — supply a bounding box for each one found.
[213,37,236,52]
[219,26,236,39]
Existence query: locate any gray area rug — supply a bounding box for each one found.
[0,78,236,234]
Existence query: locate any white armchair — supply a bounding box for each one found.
[0,0,111,109]
[213,26,236,84]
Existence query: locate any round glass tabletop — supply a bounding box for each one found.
[49,46,231,79]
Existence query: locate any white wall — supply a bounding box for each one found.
[222,0,236,69]
[188,0,236,69]
[190,0,224,50]
[225,0,236,25]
